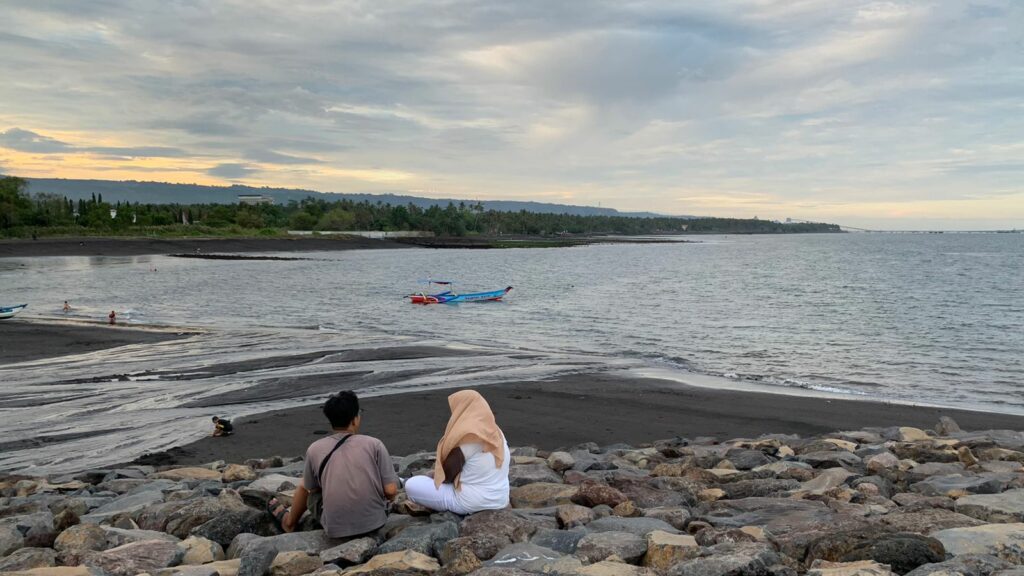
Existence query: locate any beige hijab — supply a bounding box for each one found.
[433,390,505,489]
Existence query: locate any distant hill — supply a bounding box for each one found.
[20,178,681,218]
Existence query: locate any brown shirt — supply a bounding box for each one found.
[302,433,399,538]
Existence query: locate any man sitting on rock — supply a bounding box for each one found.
[270,390,399,538]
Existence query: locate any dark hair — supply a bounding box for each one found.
[211,416,219,422]
[324,391,360,429]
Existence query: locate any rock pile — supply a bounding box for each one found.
[4,419,1024,576]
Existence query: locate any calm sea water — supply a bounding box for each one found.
[1,233,1022,473]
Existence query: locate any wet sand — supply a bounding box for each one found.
[164,372,1024,465]
[0,236,410,258]
[1,320,194,363]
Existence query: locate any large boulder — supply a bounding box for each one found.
[807,560,895,576]
[509,483,576,508]
[374,520,458,557]
[151,467,223,481]
[956,489,1024,523]
[698,497,864,559]
[871,509,986,535]
[460,509,538,544]
[805,530,944,575]
[80,539,183,576]
[344,549,440,574]
[269,551,322,576]
[0,548,58,572]
[484,542,571,572]
[529,527,587,555]
[178,535,225,565]
[904,554,1014,576]
[319,537,376,566]
[932,524,1024,563]
[508,463,562,487]
[588,516,681,537]
[1,512,56,555]
[53,524,108,555]
[572,483,628,508]
[643,531,700,572]
[911,474,1017,498]
[576,531,647,564]
[667,542,782,576]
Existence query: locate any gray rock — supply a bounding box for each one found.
[904,554,1013,576]
[508,463,563,487]
[238,530,335,557]
[0,547,57,571]
[956,489,1024,522]
[530,527,587,554]
[871,509,986,535]
[374,520,458,557]
[668,542,782,576]
[191,506,276,547]
[932,524,1024,563]
[82,539,184,576]
[0,511,56,554]
[103,526,182,547]
[164,490,253,540]
[81,481,175,523]
[485,542,567,572]
[698,497,865,560]
[319,537,377,566]
[643,507,692,531]
[805,530,945,575]
[911,473,1017,497]
[906,462,966,482]
[935,416,963,437]
[725,449,775,470]
[576,530,647,563]
[798,452,864,469]
[460,509,539,543]
[723,479,801,499]
[588,516,681,537]
[238,538,278,576]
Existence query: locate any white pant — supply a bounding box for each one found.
[404,475,472,515]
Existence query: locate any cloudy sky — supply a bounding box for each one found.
[1,1,1021,229]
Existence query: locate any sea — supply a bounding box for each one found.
[1,232,1022,473]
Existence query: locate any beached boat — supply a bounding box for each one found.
[407,281,512,304]
[0,304,27,319]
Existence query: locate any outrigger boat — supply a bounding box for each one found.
[407,281,512,304]
[0,304,27,319]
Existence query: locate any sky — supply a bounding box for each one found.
[0,1,1022,230]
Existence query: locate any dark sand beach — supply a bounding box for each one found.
[164,372,1024,466]
[0,235,409,258]
[1,320,194,363]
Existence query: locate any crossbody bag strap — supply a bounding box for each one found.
[317,433,353,485]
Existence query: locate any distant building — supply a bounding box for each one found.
[238,194,274,205]
[109,209,117,219]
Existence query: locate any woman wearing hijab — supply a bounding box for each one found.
[404,389,511,514]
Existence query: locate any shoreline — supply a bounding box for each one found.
[156,372,1024,467]
[1,318,197,363]
[0,235,411,258]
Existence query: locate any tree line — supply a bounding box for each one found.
[1,176,841,238]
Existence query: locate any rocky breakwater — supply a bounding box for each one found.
[5,417,1024,575]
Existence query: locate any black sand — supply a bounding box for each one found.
[0,320,193,363]
[165,373,1024,465]
[0,236,409,258]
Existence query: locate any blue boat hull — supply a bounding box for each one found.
[0,304,27,319]
[409,287,511,304]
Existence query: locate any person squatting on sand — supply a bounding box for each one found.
[270,391,399,537]
[404,389,511,514]
[211,416,234,437]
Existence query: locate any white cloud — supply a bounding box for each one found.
[0,0,1021,228]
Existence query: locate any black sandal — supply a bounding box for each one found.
[267,497,288,528]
